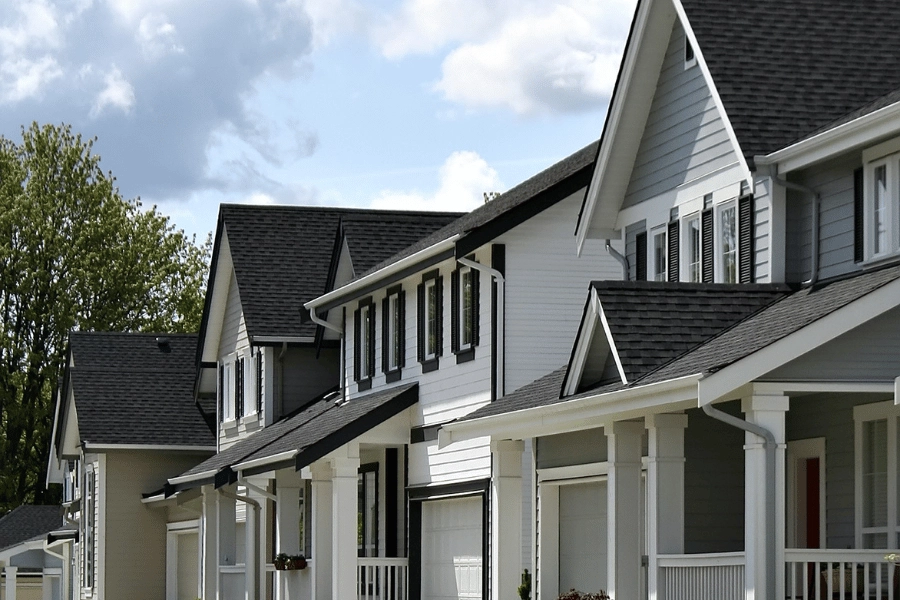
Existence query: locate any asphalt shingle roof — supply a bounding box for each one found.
[681,0,900,162]
[69,332,214,447]
[0,505,62,551]
[460,264,900,422]
[218,206,463,340]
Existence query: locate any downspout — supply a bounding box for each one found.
[458,257,505,398]
[308,309,346,403]
[702,403,776,600]
[606,240,629,281]
[219,488,261,600]
[769,167,820,285]
[278,342,288,416]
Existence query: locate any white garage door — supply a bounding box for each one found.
[421,496,483,600]
[559,481,607,595]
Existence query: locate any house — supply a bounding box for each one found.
[46,332,216,600]
[156,205,465,600]
[0,505,69,600]
[441,1,900,599]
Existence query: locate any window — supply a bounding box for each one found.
[354,298,375,390]
[83,467,95,589]
[717,202,738,283]
[451,263,479,362]
[382,286,405,382]
[684,37,696,68]
[684,214,702,282]
[219,360,233,422]
[854,401,900,549]
[219,352,254,422]
[862,142,900,260]
[358,463,378,557]
[417,270,442,372]
[651,228,667,282]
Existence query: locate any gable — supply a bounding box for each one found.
[218,265,248,359]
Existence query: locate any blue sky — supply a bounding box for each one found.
[0,0,637,241]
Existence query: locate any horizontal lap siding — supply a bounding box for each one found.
[499,192,619,395]
[219,271,249,359]
[752,180,771,282]
[536,428,607,470]
[622,22,740,209]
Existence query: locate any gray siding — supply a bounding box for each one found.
[785,155,861,283]
[762,306,900,382]
[281,347,339,416]
[622,22,739,208]
[684,402,745,553]
[625,220,647,281]
[536,428,607,470]
[218,271,248,359]
[752,179,772,283]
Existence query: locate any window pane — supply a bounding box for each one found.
[461,269,473,347]
[389,294,401,370]
[863,419,888,529]
[688,217,701,282]
[874,165,888,254]
[426,281,437,357]
[653,231,666,281]
[720,205,737,283]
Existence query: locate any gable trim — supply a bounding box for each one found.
[563,289,628,397]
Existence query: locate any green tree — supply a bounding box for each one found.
[0,122,210,510]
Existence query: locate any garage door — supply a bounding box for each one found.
[421,496,483,600]
[559,481,607,595]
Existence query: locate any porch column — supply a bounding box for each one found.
[244,487,262,600]
[742,394,788,600]
[276,470,303,600]
[5,566,17,600]
[646,413,688,600]
[310,461,333,600]
[218,486,238,599]
[606,420,643,600]
[491,440,524,600]
[41,569,52,600]
[201,486,219,600]
[331,444,360,600]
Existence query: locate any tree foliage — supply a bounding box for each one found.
[0,122,210,509]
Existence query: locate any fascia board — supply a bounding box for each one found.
[698,277,900,406]
[200,232,233,364]
[231,450,297,473]
[563,289,602,396]
[755,101,900,174]
[442,374,700,443]
[168,469,218,486]
[83,444,216,452]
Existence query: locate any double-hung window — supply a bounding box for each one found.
[717,201,738,283]
[219,353,252,423]
[861,139,900,261]
[684,213,702,282]
[382,286,405,383]
[417,270,442,373]
[451,262,479,363]
[854,401,900,549]
[354,298,376,390]
[651,227,667,282]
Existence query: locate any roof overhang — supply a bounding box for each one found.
[755,98,900,174]
[440,374,701,444]
[562,288,627,397]
[82,443,215,453]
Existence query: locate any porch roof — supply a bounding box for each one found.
[456,263,900,424]
[0,505,63,552]
[167,383,418,492]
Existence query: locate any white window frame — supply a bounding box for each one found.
[458,265,474,350]
[83,466,95,590]
[716,200,738,284]
[650,226,667,282]
[424,279,438,360]
[359,303,373,378]
[862,137,900,262]
[221,358,234,422]
[853,400,900,549]
[387,292,402,372]
[684,36,696,69]
[682,213,702,283]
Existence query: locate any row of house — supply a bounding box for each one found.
[22,0,900,599]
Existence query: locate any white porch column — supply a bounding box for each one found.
[41,569,51,600]
[244,488,262,600]
[310,461,333,600]
[646,413,688,600]
[491,440,524,600]
[331,444,360,600]
[217,486,237,600]
[5,566,17,600]
[276,470,303,600]
[742,394,788,600]
[606,420,643,600]
[201,487,219,600]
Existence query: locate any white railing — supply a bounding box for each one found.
[786,549,900,600]
[657,552,745,600]
[357,557,408,600]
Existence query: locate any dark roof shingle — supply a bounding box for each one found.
[0,505,62,551]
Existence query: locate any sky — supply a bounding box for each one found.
[0,0,638,241]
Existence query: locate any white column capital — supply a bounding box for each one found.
[490,439,524,454]
[742,394,789,413]
[645,413,688,430]
[330,456,360,479]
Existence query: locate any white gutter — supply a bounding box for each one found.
[169,469,218,486]
[232,450,297,475]
[305,234,460,312]
[755,99,900,174]
[83,444,216,452]
[458,257,505,398]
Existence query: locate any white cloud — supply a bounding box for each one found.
[136,13,183,60]
[370,151,502,212]
[0,55,62,102]
[0,1,61,56]
[90,66,135,116]
[372,0,495,59]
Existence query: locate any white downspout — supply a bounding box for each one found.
[768,166,820,285]
[309,309,347,403]
[458,257,505,398]
[606,240,629,280]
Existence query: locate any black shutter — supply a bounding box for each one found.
[353,308,361,381]
[218,364,224,422]
[701,208,714,283]
[471,268,480,346]
[435,276,443,357]
[738,194,755,283]
[451,269,460,353]
[381,296,390,373]
[416,283,425,363]
[367,304,376,378]
[667,220,679,282]
[235,358,243,418]
[256,351,263,414]
[398,290,406,366]
[854,167,864,263]
[635,232,648,281]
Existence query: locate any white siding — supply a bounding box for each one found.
[752,177,772,283]
[218,271,248,359]
[622,21,740,209]
[499,192,617,394]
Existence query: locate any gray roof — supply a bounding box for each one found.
[68,332,214,447]
[0,505,62,551]
[461,264,900,421]
[213,206,463,342]
[680,0,900,162]
[172,383,417,488]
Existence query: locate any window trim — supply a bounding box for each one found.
[358,462,379,558]
[451,261,480,363]
[863,155,900,262]
[716,200,738,284]
[354,297,376,390]
[853,400,900,549]
[382,285,405,383]
[650,226,667,282]
[682,212,702,283]
[83,466,95,590]
[417,270,442,373]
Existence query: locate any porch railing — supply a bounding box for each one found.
[357,557,408,600]
[657,551,745,600]
[786,549,900,600]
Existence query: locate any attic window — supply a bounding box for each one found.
[684,37,696,69]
